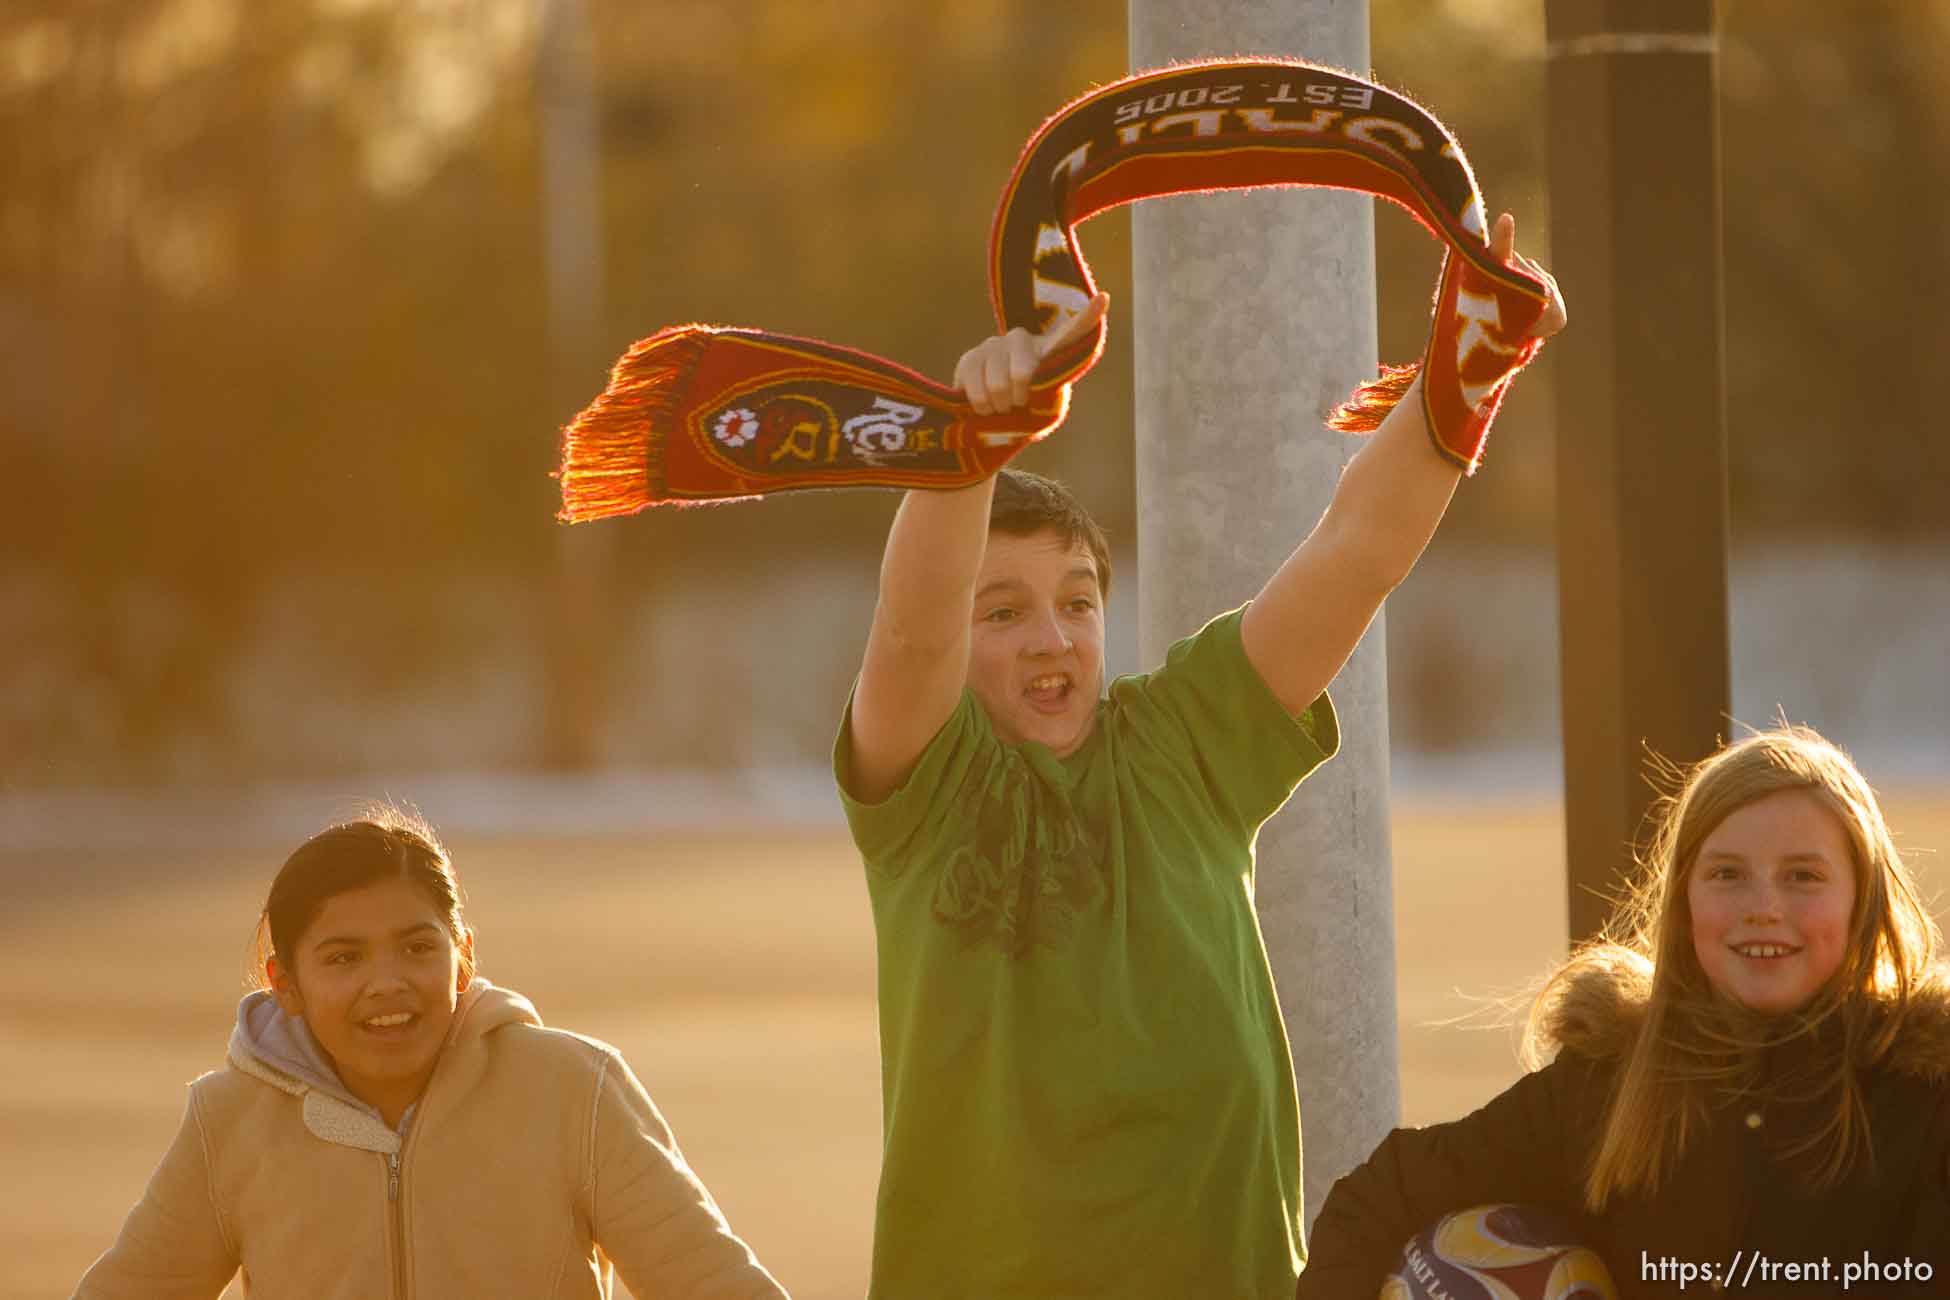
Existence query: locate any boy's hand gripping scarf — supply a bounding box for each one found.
[556,58,1551,521]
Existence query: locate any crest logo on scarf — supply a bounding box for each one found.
[698,387,956,474]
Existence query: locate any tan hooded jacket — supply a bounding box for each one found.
[72,979,791,1300]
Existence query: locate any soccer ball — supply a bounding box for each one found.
[1380,1204,1617,1300]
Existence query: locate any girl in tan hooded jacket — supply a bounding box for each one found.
[72,805,792,1300]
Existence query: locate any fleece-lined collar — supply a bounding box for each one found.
[225,977,542,1153]
[1545,960,1950,1082]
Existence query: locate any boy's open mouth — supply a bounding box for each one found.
[1025,673,1072,711]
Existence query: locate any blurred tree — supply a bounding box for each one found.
[1717,0,1950,536]
[0,0,1941,785]
[584,0,1134,558]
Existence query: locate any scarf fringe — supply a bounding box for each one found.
[1326,360,1421,434]
[554,327,708,522]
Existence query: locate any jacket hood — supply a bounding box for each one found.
[1544,954,1950,1082]
[227,977,543,1152]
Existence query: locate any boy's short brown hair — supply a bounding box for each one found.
[989,468,1112,597]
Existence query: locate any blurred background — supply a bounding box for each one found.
[3,1,1945,1296]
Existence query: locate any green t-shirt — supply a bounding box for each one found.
[834,606,1339,1299]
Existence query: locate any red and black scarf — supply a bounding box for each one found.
[556,58,1550,521]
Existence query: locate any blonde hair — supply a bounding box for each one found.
[1522,725,1937,1210]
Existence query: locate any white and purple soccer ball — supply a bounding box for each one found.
[1382,1204,1617,1300]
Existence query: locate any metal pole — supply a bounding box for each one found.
[1545,0,1731,944]
[1128,0,1394,1237]
[537,0,614,771]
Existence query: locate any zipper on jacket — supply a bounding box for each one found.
[388,1149,407,1300]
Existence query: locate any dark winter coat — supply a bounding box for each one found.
[1296,973,1950,1299]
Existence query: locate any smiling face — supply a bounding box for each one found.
[270,875,473,1126]
[1686,788,1858,1016]
[967,528,1106,757]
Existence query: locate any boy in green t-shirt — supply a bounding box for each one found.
[835,214,1564,1298]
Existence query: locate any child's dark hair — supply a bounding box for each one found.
[249,802,474,989]
[990,468,1112,597]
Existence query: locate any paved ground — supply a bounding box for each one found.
[10,791,1946,1299]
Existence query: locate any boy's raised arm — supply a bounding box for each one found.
[846,294,1110,803]
[1241,213,1566,716]
[847,478,997,804]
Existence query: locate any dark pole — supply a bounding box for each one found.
[1545,0,1731,944]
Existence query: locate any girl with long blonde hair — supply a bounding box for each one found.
[1298,726,1950,1297]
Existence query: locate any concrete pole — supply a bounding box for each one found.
[1128,0,1394,1238]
